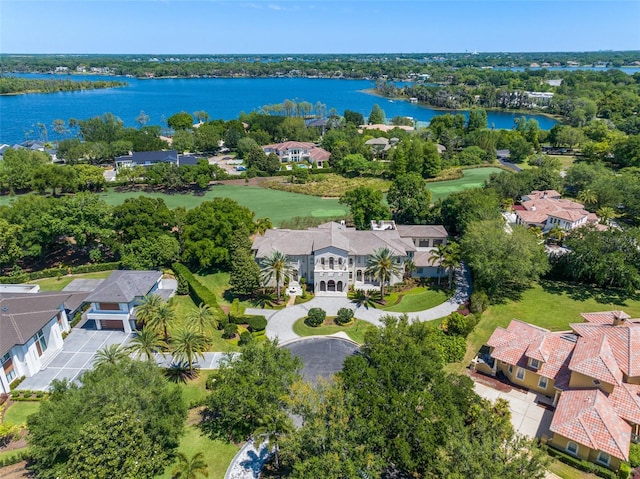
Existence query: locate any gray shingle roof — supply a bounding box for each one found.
[0,292,77,356]
[396,225,448,239]
[84,270,162,303]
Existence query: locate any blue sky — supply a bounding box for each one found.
[1,1,639,54]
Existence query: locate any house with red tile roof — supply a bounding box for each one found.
[262,141,330,168]
[474,311,640,471]
[514,190,600,233]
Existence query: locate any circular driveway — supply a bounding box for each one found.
[283,337,360,385]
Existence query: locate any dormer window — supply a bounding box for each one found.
[529,358,541,369]
[593,379,601,387]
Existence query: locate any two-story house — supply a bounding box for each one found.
[0,290,87,393]
[261,141,330,168]
[475,311,640,471]
[514,190,600,233]
[84,270,174,333]
[114,150,202,172]
[252,221,448,295]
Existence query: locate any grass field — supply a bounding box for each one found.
[292,317,375,344]
[381,287,449,313]
[264,174,391,197]
[448,281,640,374]
[95,185,348,225]
[3,402,41,426]
[427,167,505,202]
[156,426,239,479]
[30,271,114,291]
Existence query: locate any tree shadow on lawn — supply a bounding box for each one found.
[539,280,639,306]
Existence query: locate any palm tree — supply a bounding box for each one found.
[187,303,217,334]
[255,217,273,235]
[147,301,176,343]
[128,327,167,361]
[403,257,416,281]
[429,243,448,286]
[253,412,292,471]
[547,225,565,244]
[93,344,129,367]
[597,206,618,225]
[578,188,598,206]
[171,451,209,479]
[135,293,164,328]
[260,250,293,303]
[441,242,461,290]
[365,246,402,300]
[170,327,210,372]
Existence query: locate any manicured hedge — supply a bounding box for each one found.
[545,445,618,479]
[247,315,267,332]
[171,263,225,320]
[0,262,121,284]
[0,448,30,467]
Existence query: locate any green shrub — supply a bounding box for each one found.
[222,323,238,339]
[9,376,25,391]
[229,299,245,323]
[442,311,479,337]
[469,291,490,314]
[0,449,30,467]
[618,463,630,479]
[172,262,225,320]
[306,307,326,327]
[629,443,640,468]
[238,331,253,346]
[336,307,354,325]
[247,315,267,332]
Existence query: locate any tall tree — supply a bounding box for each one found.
[135,294,164,328]
[128,328,167,361]
[93,344,129,368]
[170,327,210,371]
[386,173,432,224]
[168,111,194,131]
[260,250,293,303]
[186,303,217,334]
[148,301,177,343]
[340,186,390,230]
[365,246,403,299]
[441,241,461,289]
[368,104,386,124]
[429,243,448,285]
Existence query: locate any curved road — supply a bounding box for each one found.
[226,264,472,479]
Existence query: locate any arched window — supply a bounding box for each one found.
[321,257,325,265]
[320,281,326,292]
[337,281,343,292]
[338,258,343,265]
[566,441,578,456]
[328,280,336,292]
[329,257,335,269]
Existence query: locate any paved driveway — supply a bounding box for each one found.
[16,329,131,391]
[282,337,360,385]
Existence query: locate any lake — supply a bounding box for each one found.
[0,74,558,145]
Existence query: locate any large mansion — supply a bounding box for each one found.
[252,221,448,295]
[261,141,330,168]
[475,311,640,471]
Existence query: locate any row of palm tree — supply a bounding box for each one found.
[95,295,216,372]
[428,241,461,289]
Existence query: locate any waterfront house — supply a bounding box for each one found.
[252,221,448,295]
[0,290,87,393]
[261,141,330,168]
[474,311,640,471]
[84,270,175,333]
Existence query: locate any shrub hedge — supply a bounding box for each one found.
[247,315,267,332]
[222,323,238,339]
[306,307,326,327]
[0,449,30,467]
[545,446,618,479]
[172,263,225,320]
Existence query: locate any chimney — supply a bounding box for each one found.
[613,311,629,326]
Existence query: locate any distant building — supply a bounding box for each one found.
[261,141,330,168]
[114,150,203,171]
[514,190,600,233]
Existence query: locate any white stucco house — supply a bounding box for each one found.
[252,221,448,296]
[514,190,600,233]
[0,290,87,393]
[261,141,330,168]
[84,270,175,333]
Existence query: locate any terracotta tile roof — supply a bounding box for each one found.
[523,190,562,201]
[569,334,623,386]
[487,320,547,364]
[581,311,632,325]
[571,322,640,378]
[610,383,640,426]
[550,389,630,461]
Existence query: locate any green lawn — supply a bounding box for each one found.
[94,185,348,225]
[548,458,598,479]
[449,281,640,374]
[30,270,114,291]
[3,401,41,426]
[292,317,375,344]
[156,426,239,479]
[428,167,505,202]
[178,372,212,407]
[381,287,449,313]
[168,295,239,353]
